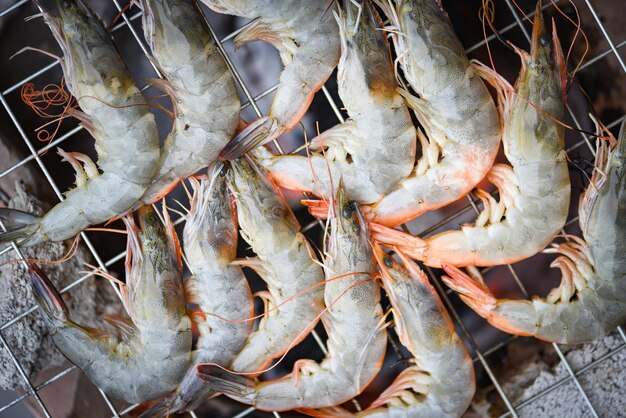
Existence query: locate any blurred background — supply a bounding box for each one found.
[0,0,624,417]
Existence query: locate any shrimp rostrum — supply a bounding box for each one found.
[444,117,626,345]
[362,0,501,226]
[136,167,253,417]
[257,0,416,204]
[200,0,340,159]
[135,0,240,207]
[0,0,159,246]
[374,3,570,267]
[199,181,387,411]
[29,206,192,403]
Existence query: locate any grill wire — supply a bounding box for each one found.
[0,0,625,417]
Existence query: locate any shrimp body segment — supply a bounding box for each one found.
[199,183,387,411]
[202,0,340,158]
[258,0,416,203]
[375,5,569,267]
[0,0,160,246]
[443,117,626,345]
[363,0,501,226]
[29,206,192,403]
[137,170,253,417]
[224,156,325,374]
[136,0,240,207]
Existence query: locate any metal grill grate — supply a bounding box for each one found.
[0,1,625,417]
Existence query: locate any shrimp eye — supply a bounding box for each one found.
[383,257,393,268]
[539,35,549,47]
[342,203,353,219]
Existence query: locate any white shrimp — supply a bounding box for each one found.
[359,0,501,226]
[135,0,240,207]
[443,116,626,345]
[373,4,570,267]
[0,0,160,246]
[201,0,341,159]
[29,205,192,403]
[222,155,325,374]
[256,0,416,204]
[198,181,387,411]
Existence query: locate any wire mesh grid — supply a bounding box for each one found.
[0,0,624,417]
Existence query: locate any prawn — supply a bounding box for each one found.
[29,205,192,403]
[443,116,626,345]
[308,245,474,418]
[198,181,387,411]
[359,0,501,226]
[373,3,570,267]
[0,0,160,246]
[257,0,416,204]
[200,0,340,159]
[136,166,253,417]
[223,155,325,374]
[134,0,240,207]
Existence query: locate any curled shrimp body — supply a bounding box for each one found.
[224,156,325,374]
[352,0,501,226]
[201,0,340,159]
[29,206,192,403]
[0,0,159,246]
[443,117,626,345]
[315,246,474,418]
[257,0,416,204]
[135,0,240,207]
[199,182,387,411]
[137,169,253,417]
[374,5,570,267]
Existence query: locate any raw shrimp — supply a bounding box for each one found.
[224,155,325,374]
[198,181,387,411]
[374,4,570,267]
[443,117,626,345]
[135,0,240,207]
[0,0,160,246]
[200,0,340,159]
[257,0,416,204]
[29,205,192,403]
[309,245,474,418]
[137,167,253,417]
[360,0,501,226]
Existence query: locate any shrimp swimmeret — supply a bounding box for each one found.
[0,0,160,246]
[198,182,387,411]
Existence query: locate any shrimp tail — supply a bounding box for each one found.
[29,264,69,325]
[218,117,278,160]
[441,264,496,319]
[196,364,255,401]
[0,209,42,246]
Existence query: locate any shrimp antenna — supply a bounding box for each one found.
[0,234,81,269]
[203,270,373,324]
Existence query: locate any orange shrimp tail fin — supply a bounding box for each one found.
[441,264,496,318]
